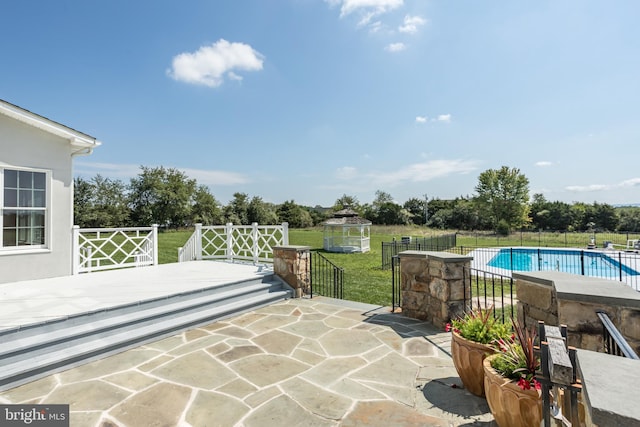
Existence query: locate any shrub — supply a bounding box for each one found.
[447,306,512,344]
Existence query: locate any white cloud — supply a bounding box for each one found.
[415,116,427,123]
[565,177,640,193]
[385,42,406,52]
[335,166,358,180]
[435,114,451,122]
[620,178,640,187]
[370,159,479,187]
[336,0,403,18]
[181,168,249,185]
[326,0,403,27]
[399,14,426,33]
[368,20,383,33]
[74,162,141,179]
[74,162,249,186]
[565,184,609,192]
[535,161,553,167]
[167,39,264,88]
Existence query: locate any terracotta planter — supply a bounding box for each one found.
[450,331,496,397]
[483,354,542,427]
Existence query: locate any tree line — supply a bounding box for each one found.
[74,165,640,233]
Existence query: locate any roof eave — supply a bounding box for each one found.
[0,100,100,149]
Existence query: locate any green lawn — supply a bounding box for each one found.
[157,230,192,264]
[156,226,633,307]
[288,228,394,306]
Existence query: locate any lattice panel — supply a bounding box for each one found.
[77,228,155,273]
[201,227,228,258]
[195,223,287,263]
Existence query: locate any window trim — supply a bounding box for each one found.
[1,166,52,253]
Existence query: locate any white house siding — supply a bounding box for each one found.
[0,114,75,283]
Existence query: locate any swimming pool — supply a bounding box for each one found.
[486,247,640,279]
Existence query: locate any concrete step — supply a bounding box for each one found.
[0,280,277,360]
[0,274,275,340]
[0,276,291,392]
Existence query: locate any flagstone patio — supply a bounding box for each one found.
[0,297,496,426]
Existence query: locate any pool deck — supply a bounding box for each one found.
[0,296,496,426]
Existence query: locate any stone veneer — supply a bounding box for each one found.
[398,251,472,329]
[514,271,640,354]
[273,246,311,297]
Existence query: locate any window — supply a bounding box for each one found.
[1,168,49,249]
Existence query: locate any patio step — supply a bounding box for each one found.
[0,274,291,392]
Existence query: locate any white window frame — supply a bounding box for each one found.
[0,166,51,254]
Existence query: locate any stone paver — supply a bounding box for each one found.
[0,297,495,426]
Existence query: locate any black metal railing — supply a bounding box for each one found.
[457,230,640,248]
[310,251,344,299]
[450,246,640,292]
[596,311,639,359]
[537,322,583,427]
[381,233,456,269]
[391,255,401,312]
[463,267,515,323]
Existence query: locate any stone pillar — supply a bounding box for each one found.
[399,250,472,329]
[273,245,311,298]
[513,273,559,328]
[514,271,640,353]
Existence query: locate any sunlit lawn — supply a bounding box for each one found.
[157,226,633,307]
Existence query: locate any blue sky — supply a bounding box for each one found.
[2,1,639,207]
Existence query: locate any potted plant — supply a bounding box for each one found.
[483,318,542,427]
[447,306,511,396]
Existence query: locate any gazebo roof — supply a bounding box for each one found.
[324,209,372,226]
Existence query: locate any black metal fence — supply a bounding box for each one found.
[457,230,640,249]
[463,267,515,323]
[596,311,639,359]
[455,247,640,291]
[391,255,401,312]
[310,251,344,299]
[389,255,514,320]
[381,233,457,270]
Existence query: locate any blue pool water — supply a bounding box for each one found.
[487,248,640,278]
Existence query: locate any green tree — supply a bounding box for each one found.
[129,166,196,228]
[224,192,250,224]
[192,185,223,225]
[277,200,313,228]
[333,194,360,212]
[369,190,408,225]
[73,177,93,227]
[450,198,484,230]
[73,175,129,227]
[592,202,619,231]
[474,166,530,232]
[403,197,426,225]
[428,208,452,229]
[247,196,279,224]
[618,207,640,232]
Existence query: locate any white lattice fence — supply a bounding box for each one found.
[73,225,158,274]
[178,223,289,263]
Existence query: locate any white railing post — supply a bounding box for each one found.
[252,222,259,264]
[282,222,289,245]
[152,224,159,265]
[226,222,234,262]
[72,225,80,275]
[195,223,203,261]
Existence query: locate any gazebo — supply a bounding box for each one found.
[322,209,371,253]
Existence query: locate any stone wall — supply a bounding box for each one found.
[399,251,472,329]
[514,271,640,354]
[273,246,311,298]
